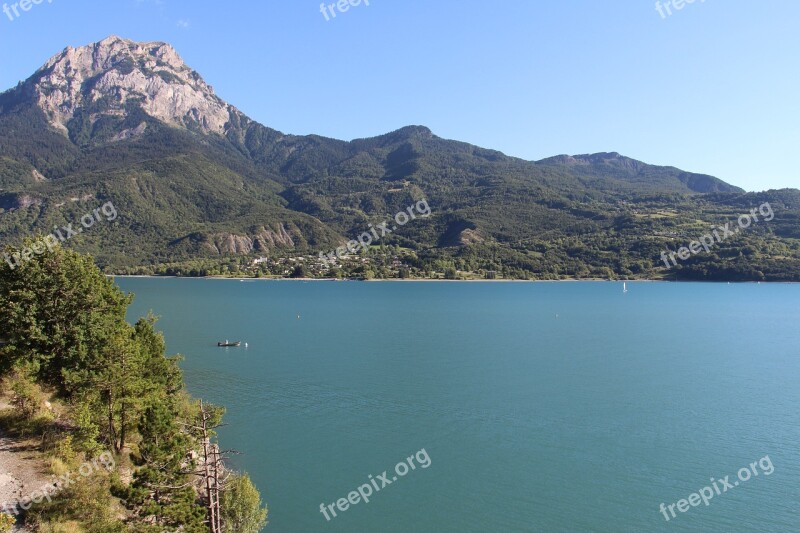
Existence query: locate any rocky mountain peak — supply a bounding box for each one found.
[28,35,237,138]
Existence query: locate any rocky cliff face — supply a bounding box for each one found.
[29,35,239,137]
[204,225,296,255]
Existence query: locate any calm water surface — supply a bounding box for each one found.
[116,279,800,532]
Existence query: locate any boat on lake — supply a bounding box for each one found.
[217,340,241,347]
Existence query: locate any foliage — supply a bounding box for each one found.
[26,473,125,533]
[9,370,42,418]
[0,237,131,390]
[1,105,797,282]
[221,473,268,533]
[0,513,15,533]
[0,243,267,531]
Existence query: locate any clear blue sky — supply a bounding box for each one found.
[1,0,797,191]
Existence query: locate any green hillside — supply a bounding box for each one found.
[1,37,798,281]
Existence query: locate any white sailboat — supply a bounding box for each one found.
[623,282,628,293]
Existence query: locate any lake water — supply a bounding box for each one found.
[116,278,800,532]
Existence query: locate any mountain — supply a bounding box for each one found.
[31,36,237,137]
[1,36,798,281]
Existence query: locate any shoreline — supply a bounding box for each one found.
[107,275,798,284]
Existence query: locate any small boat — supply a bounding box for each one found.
[623,282,628,293]
[217,340,241,347]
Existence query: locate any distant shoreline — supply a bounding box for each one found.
[108,275,645,282]
[107,275,796,284]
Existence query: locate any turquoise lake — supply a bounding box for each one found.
[115,278,800,532]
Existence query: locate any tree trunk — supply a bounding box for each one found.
[200,401,219,533]
[106,392,117,449]
[119,399,126,453]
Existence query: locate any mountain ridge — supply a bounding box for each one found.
[2,36,742,193]
[1,36,797,281]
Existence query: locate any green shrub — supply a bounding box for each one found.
[0,513,16,533]
[10,373,42,419]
